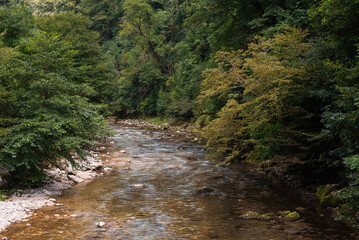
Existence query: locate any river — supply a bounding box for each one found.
[2,124,352,239]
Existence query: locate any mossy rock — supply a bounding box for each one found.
[278,210,301,221]
[316,184,340,207]
[240,211,261,220]
[278,210,292,217]
[284,211,300,221]
[259,212,276,220]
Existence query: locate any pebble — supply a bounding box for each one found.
[26,223,31,226]
[54,214,60,217]
[97,221,106,227]
[295,207,307,213]
[131,184,145,189]
[55,203,63,206]
[120,150,126,153]
[49,198,56,202]
[70,214,77,217]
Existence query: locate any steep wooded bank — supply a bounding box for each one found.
[1,0,359,228]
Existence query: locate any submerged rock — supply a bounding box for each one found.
[196,187,214,194]
[131,184,145,189]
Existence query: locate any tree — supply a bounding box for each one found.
[78,0,123,42]
[114,0,170,116]
[186,0,313,51]
[0,2,34,47]
[309,0,359,59]
[0,31,110,186]
[35,11,119,114]
[199,28,311,162]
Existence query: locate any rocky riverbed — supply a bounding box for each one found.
[0,150,107,232]
[1,121,354,239]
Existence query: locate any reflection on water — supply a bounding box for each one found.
[3,125,352,239]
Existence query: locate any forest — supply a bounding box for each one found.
[0,0,359,228]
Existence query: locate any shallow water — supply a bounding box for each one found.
[2,125,352,239]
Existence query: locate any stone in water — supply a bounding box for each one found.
[97,221,106,227]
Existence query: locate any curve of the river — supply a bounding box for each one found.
[2,124,352,239]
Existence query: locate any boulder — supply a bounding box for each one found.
[316,184,340,207]
[75,171,92,180]
[68,175,84,183]
[89,162,103,171]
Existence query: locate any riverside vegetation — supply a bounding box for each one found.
[0,0,359,231]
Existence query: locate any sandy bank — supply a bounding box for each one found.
[0,149,109,232]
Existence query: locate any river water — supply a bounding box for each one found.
[2,124,353,239]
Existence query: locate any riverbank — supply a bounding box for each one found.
[0,149,108,232]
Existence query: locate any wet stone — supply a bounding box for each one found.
[196,187,214,194]
[97,222,106,227]
[130,184,145,189]
[295,207,308,213]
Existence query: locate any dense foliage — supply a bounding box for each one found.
[1,0,359,227]
[0,2,112,186]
